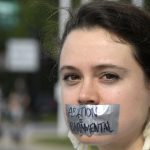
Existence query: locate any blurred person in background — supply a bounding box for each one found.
[8,77,30,143]
[58,1,150,150]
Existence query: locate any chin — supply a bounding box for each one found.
[77,134,117,146]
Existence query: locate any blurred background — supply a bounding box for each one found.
[0,0,149,150]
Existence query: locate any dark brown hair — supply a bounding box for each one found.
[60,0,150,79]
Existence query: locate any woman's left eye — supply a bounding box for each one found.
[100,73,120,83]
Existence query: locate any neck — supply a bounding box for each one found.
[98,135,144,150]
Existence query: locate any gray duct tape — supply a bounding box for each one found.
[66,104,120,136]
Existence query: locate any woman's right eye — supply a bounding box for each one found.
[63,74,81,85]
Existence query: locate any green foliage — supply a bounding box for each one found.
[21,0,59,59]
[38,113,57,123]
[145,0,150,11]
[72,0,81,8]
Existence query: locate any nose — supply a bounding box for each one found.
[78,79,100,105]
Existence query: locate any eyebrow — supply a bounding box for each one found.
[93,64,129,73]
[59,66,79,73]
[59,64,129,74]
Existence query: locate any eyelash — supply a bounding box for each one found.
[63,73,80,83]
[100,72,120,83]
[62,72,120,85]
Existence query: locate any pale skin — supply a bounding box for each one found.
[59,28,150,150]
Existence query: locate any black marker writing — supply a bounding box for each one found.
[69,121,113,135]
[67,106,98,118]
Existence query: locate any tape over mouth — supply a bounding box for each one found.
[66,104,120,136]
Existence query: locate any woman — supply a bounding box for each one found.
[58,1,150,150]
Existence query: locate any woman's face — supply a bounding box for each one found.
[59,28,150,148]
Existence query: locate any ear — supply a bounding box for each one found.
[147,83,150,107]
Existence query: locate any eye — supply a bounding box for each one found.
[100,72,120,83]
[63,73,81,85]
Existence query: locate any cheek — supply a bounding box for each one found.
[97,86,126,104]
[100,84,149,133]
[117,91,149,139]
[61,86,79,104]
[99,81,149,108]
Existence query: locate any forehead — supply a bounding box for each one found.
[60,28,135,67]
[62,27,129,49]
